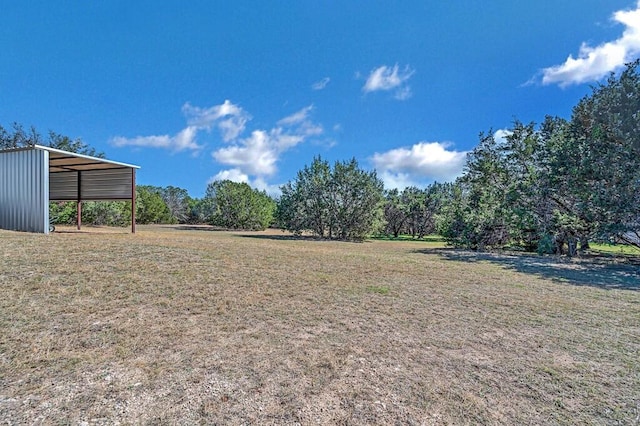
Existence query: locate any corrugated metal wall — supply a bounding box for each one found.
[0,149,49,233]
[82,169,133,199]
[49,171,77,200]
[50,168,132,200]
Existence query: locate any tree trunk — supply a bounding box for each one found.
[567,237,578,257]
[579,236,590,252]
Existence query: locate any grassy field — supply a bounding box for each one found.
[590,242,640,256]
[1,225,639,424]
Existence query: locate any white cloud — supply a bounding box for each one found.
[541,1,640,87]
[110,100,250,151]
[111,135,170,149]
[110,125,202,152]
[493,129,512,145]
[251,177,282,197]
[208,169,282,197]
[378,171,420,190]
[277,105,314,126]
[173,126,199,151]
[372,142,468,187]
[276,106,323,142]
[363,64,415,99]
[182,100,250,142]
[113,101,325,192]
[212,105,323,177]
[394,86,413,100]
[209,168,250,184]
[213,130,280,176]
[312,77,330,90]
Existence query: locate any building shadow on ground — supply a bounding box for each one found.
[235,233,359,242]
[413,248,640,291]
[171,225,227,232]
[170,226,323,241]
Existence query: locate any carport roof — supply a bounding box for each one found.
[33,144,140,172]
[0,144,140,172]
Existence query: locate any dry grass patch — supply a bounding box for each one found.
[1,225,639,424]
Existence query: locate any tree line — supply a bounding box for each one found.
[438,61,640,254]
[2,61,638,252]
[376,61,639,253]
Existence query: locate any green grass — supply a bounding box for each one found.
[366,285,391,295]
[590,242,640,256]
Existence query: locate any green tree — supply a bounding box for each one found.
[440,131,511,250]
[437,181,469,243]
[421,61,639,254]
[204,180,275,230]
[401,186,425,238]
[1,122,104,156]
[47,131,104,157]
[184,197,213,224]
[560,60,640,249]
[441,121,586,254]
[49,202,78,225]
[278,157,384,240]
[499,119,557,252]
[136,186,173,224]
[81,201,131,226]
[0,122,41,149]
[401,183,450,239]
[159,186,190,223]
[331,158,385,239]
[132,185,189,224]
[279,156,332,237]
[383,188,407,238]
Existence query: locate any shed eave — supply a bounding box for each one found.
[0,145,140,170]
[33,145,140,170]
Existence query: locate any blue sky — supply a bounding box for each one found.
[2,1,640,197]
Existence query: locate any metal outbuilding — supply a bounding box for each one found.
[0,144,139,234]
